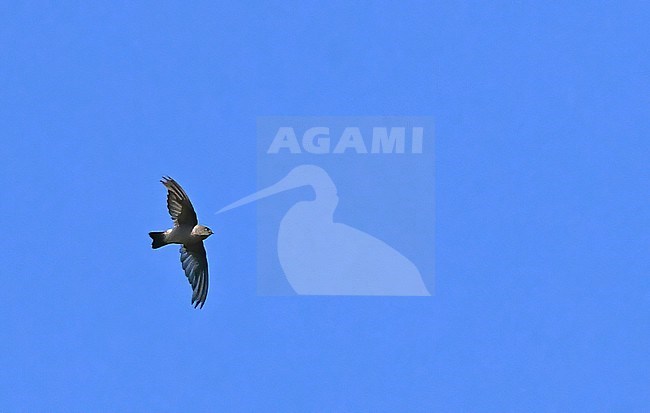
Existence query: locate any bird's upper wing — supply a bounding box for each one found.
[161,176,198,226]
[180,242,209,309]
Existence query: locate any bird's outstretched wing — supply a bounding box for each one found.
[161,176,198,226]
[180,242,209,309]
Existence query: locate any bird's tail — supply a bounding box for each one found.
[149,231,168,249]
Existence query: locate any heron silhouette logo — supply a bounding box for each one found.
[219,117,435,296]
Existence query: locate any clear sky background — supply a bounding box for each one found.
[1,2,649,412]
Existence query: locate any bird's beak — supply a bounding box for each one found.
[217,174,299,214]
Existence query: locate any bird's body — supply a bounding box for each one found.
[149,176,213,308]
[152,225,211,246]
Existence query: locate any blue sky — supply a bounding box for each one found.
[1,2,649,411]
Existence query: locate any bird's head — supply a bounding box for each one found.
[193,225,214,239]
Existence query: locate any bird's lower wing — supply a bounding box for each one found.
[180,242,209,308]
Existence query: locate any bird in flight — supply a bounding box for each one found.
[149,176,213,308]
